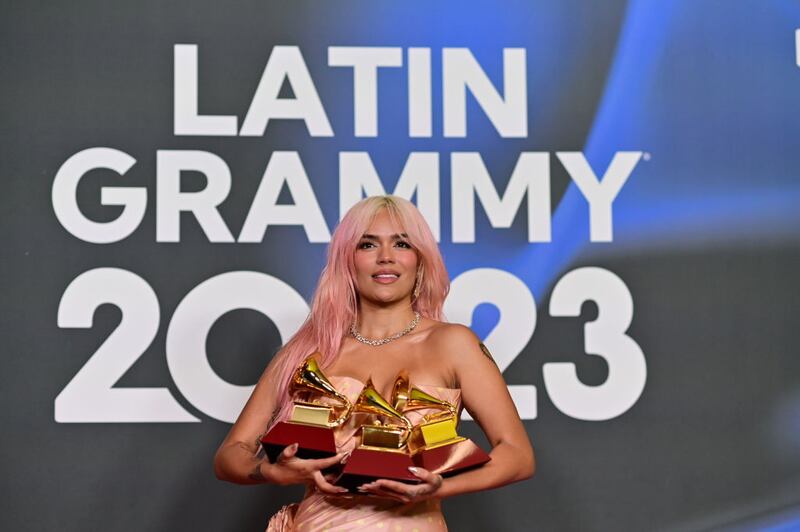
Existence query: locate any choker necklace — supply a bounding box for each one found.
[350,312,421,346]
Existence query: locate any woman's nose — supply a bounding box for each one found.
[377,246,395,263]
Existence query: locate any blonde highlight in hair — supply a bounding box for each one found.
[266,195,450,428]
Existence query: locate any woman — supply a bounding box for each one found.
[214,195,535,531]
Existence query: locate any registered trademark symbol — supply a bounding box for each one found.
[642,152,651,161]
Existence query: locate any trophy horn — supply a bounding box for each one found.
[355,378,413,432]
[391,371,457,419]
[289,354,352,427]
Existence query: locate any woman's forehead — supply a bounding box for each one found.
[364,210,406,234]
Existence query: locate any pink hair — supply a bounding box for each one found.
[265,195,450,429]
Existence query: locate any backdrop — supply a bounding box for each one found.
[3,1,800,530]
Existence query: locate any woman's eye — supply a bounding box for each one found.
[357,240,411,249]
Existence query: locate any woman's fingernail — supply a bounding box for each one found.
[408,466,419,475]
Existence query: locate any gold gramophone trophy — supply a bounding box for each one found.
[392,372,491,476]
[333,378,420,492]
[260,354,352,463]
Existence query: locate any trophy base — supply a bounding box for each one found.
[413,438,491,477]
[260,421,337,463]
[334,447,420,492]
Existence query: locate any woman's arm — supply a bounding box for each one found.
[435,324,535,498]
[213,360,348,493]
[213,361,282,484]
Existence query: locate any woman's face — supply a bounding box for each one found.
[353,209,419,307]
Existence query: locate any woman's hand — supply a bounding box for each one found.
[358,467,443,503]
[262,443,350,494]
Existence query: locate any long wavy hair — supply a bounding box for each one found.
[265,195,450,429]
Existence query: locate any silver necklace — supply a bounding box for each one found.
[350,312,421,346]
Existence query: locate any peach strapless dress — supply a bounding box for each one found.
[266,375,459,531]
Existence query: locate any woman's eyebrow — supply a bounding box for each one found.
[360,233,409,240]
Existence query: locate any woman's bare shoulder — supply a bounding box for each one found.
[424,320,477,339]
[420,321,499,389]
[422,321,484,359]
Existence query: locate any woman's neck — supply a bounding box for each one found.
[355,300,417,339]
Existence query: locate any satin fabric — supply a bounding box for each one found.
[266,375,460,531]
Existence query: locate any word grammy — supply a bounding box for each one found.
[52,147,641,244]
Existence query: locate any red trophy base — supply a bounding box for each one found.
[413,439,491,477]
[334,448,420,492]
[260,421,337,463]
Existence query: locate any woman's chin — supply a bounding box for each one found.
[361,290,412,306]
